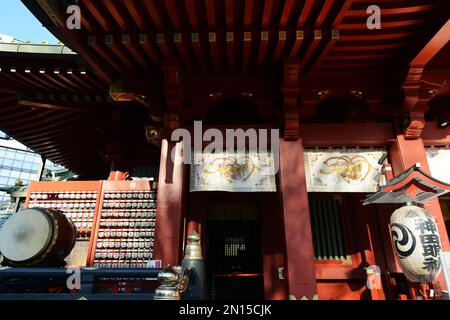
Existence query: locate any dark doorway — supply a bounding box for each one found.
[205,196,264,300]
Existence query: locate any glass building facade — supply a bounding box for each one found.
[0,132,43,204]
[0,131,74,208]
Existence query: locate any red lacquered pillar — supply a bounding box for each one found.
[278,138,317,299]
[390,134,450,292]
[153,140,185,266]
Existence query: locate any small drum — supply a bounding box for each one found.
[0,208,76,267]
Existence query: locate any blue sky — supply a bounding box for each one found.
[0,0,59,43]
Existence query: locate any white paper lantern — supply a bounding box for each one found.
[390,205,442,283]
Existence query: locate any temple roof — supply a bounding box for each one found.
[0,1,448,174]
[363,163,450,205]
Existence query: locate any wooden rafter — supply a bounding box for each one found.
[306,0,354,74]
[403,19,450,139]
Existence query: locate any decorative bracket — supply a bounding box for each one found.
[402,67,427,139]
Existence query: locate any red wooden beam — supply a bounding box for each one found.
[244,0,255,29]
[340,18,428,30]
[0,73,33,91]
[139,33,160,67]
[333,43,404,51]
[332,0,354,28]
[11,122,84,141]
[104,0,129,31]
[280,0,295,29]
[105,35,137,72]
[315,0,334,28]
[299,30,322,69]
[10,72,52,92]
[79,14,94,33]
[204,0,216,29]
[162,62,184,113]
[143,0,166,31]
[156,33,174,59]
[84,0,111,32]
[122,34,150,71]
[262,0,275,29]
[32,1,114,83]
[174,33,195,75]
[410,19,450,67]
[88,35,124,73]
[19,129,90,145]
[306,0,354,74]
[18,100,103,114]
[4,110,65,130]
[257,31,269,70]
[208,32,221,74]
[225,0,234,30]
[35,141,88,154]
[165,0,183,31]
[243,31,252,73]
[39,147,83,158]
[326,52,394,60]
[297,0,314,28]
[272,31,288,66]
[340,32,414,41]
[184,0,199,30]
[191,33,208,74]
[316,61,387,69]
[19,125,89,145]
[346,4,438,17]
[23,73,62,92]
[81,74,108,92]
[41,74,76,92]
[226,32,235,74]
[56,74,92,93]
[122,0,148,31]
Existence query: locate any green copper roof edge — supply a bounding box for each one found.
[0,43,76,55]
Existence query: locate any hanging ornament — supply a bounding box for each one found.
[390,205,442,283]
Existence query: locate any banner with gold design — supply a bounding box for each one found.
[426,147,450,184]
[304,148,386,192]
[190,152,277,192]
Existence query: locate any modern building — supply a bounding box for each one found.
[0,131,75,211]
[0,132,43,204]
[0,0,449,300]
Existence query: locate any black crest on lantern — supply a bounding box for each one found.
[391,223,416,258]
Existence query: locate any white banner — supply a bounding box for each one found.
[304,148,386,192]
[190,152,277,192]
[426,147,450,184]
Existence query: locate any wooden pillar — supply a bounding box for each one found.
[261,193,288,300]
[278,138,317,299]
[186,193,207,257]
[389,135,450,291]
[154,139,185,266]
[107,143,129,181]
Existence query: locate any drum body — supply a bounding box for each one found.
[0,208,76,267]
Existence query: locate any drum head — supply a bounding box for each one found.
[0,209,53,263]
